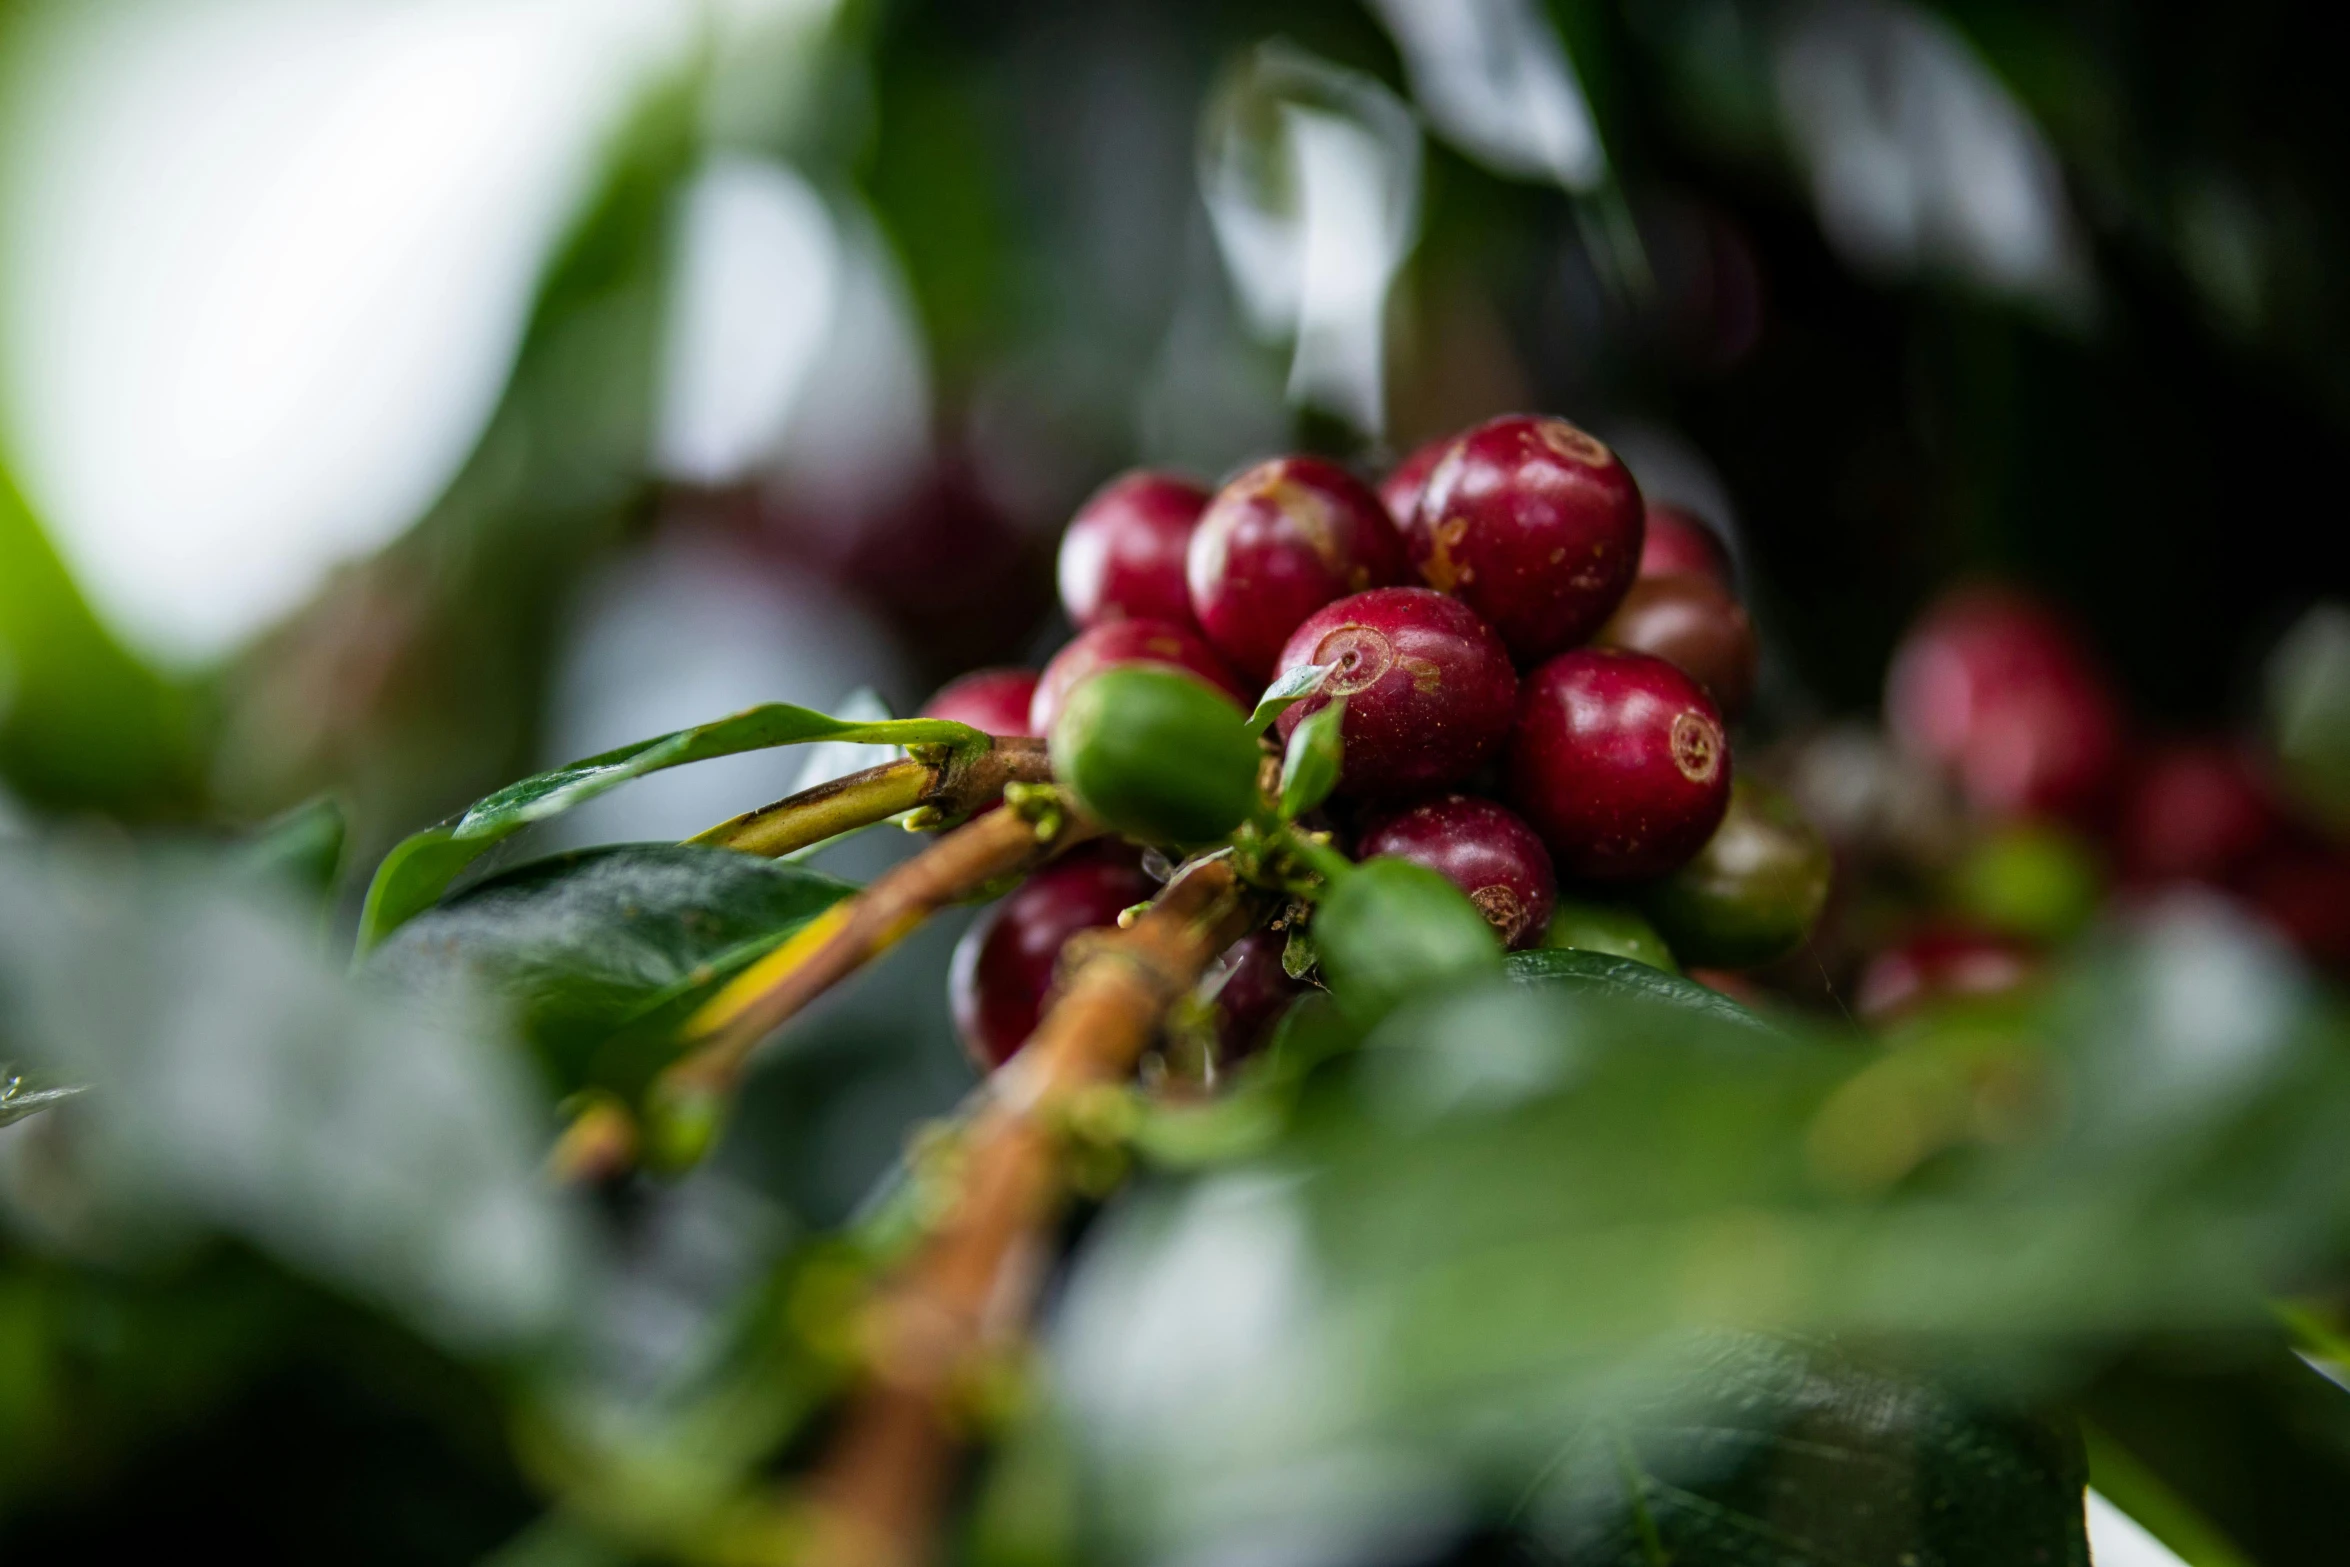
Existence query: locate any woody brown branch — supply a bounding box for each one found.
[801,855,1263,1567]
[691,738,1055,860]
[659,788,1099,1107]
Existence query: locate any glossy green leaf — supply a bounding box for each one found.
[1506,945,1773,1033]
[357,706,976,950]
[1246,661,1334,732]
[365,843,856,1090]
[1276,698,1344,819]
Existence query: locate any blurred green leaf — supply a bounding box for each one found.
[1313,856,1502,1021]
[367,843,855,1091]
[356,707,978,951]
[228,794,348,898]
[1506,946,1770,1033]
[1247,662,1335,733]
[1277,699,1344,819]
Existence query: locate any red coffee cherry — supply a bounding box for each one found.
[921,667,1041,736]
[1272,587,1518,798]
[1357,794,1558,949]
[2113,741,2280,888]
[1205,930,1303,1065]
[1378,434,1452,529]
[1855,925,2038,1023]
[1406,414,1644,663]
[1596,571,1759,716]
[1508,648,1732,881]
[1028,618,1243,735]
[1187,455,1408,680]
[1638,502,1733,586]
[1057,470,1210,631]
[949,846,1155,1069]
[1885,586,2124,823]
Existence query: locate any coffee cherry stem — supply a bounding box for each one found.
[689,738,1056,859]
[800,855,1265,1567]
[566,788,1102,1182]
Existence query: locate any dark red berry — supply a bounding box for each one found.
[1272,587,1518,798]
[949,846,1155,1069]
[1596,572,1759,716]
[1406,414,1644,662]
[2114,741,2280,888]
[1885,586,2124,822]
[1029,618,1242,735]
[2244,846,2350,972]
[1638,502,1733,586]
[1356,794,1557,948]
[1057,470,1210,631]
[1855,926,2038,1023]
[1204,930,1303,1064]
[921,667,1040,736]
[1186,455,1408,680]
[1378,435,1452,529]
[1508,648,1731,881]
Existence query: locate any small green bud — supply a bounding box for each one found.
[1049,666,1262,847]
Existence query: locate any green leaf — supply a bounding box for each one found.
[0,1071,86,1128]
[1277,699,1344,819]
[357,705,977,950]
[1245,661,1334,732]
[229,795,349,897]
[1314,856,1503,1021]
[1505,946,1775,1033]
[365,843,856,1091]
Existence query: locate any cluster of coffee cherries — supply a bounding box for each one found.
[922,414,1829,1070]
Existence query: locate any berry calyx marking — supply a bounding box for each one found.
[1470,884,1529,942]
[1314,625,1397,696]
[1537,420,1611,467]
[1672,711,1723,784]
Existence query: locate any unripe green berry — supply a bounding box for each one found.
[1049,665,1262,847]
[1637,777,1830,969]
[1314,856,1503,1020]
[1540,896,1680,973]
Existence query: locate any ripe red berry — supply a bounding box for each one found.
[1378,435,1451,529]
[1028,618,1242,735]
[1356,794,1557,948]
[1638,502,1733,586]
[1884,586,2124,822]
[1405,414,1644,662]
[921,667,1040,736]
[1854,925,2038,1023]
[2113,741,2280,887]
[1056,470,1210,631]
[1204,930,1303,1065]
[1508,648,1732,881]
[1596,571,1759,716]
[948,846,1155,1069]
[1186,455,1407,680]
[1272,587,1518,798]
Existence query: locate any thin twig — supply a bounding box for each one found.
[802,856,1262,1567]
[658,791,1099,1111]
[692,739,1054,860]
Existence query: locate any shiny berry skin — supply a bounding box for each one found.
[949,846,1155,1069]
[1050,664,1263,847]
[1406,414,1644,662]
[1855,926,2038,1023]
[1508,648,1732,881]
[1884,586,2124,822]
[2114,741,2280,887]
[1378,435,1452,528]
[1186,455,1408,680]
[1596,571,1759,716]
[1638,502,1733,586]
[1638,778,1830,969]
[1540,895,1680,973]
[1029,618,1242,735]
[1356,794,1556,948]
[1057,470,1210,631]
[1272,587,1518,798]
[1205,930,1303,1064]
[921,667,1040,736]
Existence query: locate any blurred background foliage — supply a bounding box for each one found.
[2,0,2349,1562]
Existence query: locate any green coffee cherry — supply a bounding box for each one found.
[1540,896,1680,973]
[1314,856,1503,1020]
[1947,822,2101,942]
[1638,777,1830,969]
[1049,665,1263,847]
